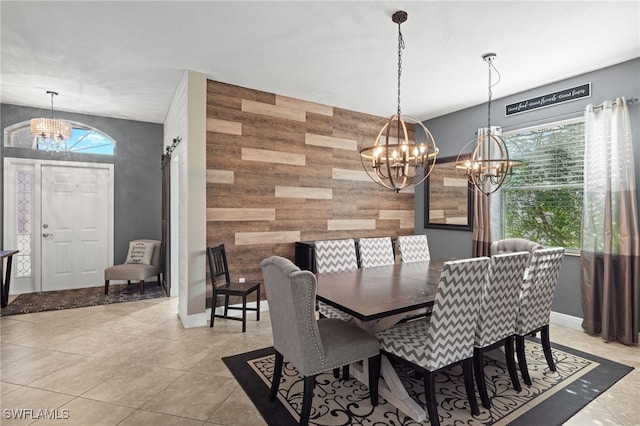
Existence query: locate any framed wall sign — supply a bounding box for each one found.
[424,155,473,230]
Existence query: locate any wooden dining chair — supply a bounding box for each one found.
[260,256,381,426]
[358,237,395,268]
[397,235,431,263]
[376,257,490,426]
[207,244,260,332]
[512,247,565,385]
[473,251,529,408]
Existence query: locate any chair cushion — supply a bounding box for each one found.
[105,263,159,281]
[318,301,354,322]
[125,241,155,265]
[317,318,379,371]
[377,317,434,368]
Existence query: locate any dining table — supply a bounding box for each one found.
[315,258,450,422]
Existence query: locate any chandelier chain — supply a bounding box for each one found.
[397,22,404,116]
[487,59,492,133]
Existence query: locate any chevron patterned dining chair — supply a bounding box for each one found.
[376,257,490,426]
[473,251,530,409]
[314,239,358,323]
[260,256,381,426]
[358,237,395,268]
[397,234,431,263]
[512,247,565,386]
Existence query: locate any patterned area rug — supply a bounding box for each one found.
[223,339,633,426]
[1,283,166,316]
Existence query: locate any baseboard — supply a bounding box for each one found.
[178,309,208,328]
[550,310,583,331]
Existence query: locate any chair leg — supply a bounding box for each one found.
[157,274,162,286]
[423,369,440,426]
[541,325,556,372]
[300,375,316,426]
[333,368,340,379]
[474,347,491,409]
[505,336,522,392]
[210,288,216,328]
[342,364,349,380]
[368,354,381,406]
[462,358,479,416]
[224,295,230,317]
[241,294,247,332]
[104,280,109,295]
[256,287,260,321]
[139,280,145,294]
[516,335,532,386]
[270,351,284,401]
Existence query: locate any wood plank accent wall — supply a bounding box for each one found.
[206,80,416,292]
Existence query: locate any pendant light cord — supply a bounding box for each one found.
[397,22,404,116]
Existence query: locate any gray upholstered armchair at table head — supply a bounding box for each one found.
[104,239,162,295]
[260,255,381,426]
[491,238,542,259]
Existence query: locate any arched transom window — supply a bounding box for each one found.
[4,120,116,155]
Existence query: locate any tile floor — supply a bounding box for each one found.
[1,297,638,425]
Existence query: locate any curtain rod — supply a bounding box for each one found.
[502,97,638,131]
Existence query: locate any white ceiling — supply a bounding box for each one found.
[2,1,639,124]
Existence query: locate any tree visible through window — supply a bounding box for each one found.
[501,118,584,251]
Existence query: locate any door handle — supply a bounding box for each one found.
[43,233,53,238]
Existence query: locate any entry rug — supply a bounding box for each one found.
[223,339,633,426]
[1,283,166,316]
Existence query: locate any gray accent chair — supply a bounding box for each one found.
[260,256,381,426]
[490,238,542,261]
[104,239,162,294]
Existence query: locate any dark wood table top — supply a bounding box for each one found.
[315,259,448,322]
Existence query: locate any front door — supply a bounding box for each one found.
[41,165,110,291]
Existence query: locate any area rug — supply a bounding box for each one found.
[0,283,166,316]
[223,339,633,426]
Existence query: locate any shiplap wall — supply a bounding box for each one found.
[206,80,415,289]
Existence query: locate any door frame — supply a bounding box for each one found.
[3,157,114,294]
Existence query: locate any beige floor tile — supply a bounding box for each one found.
[120,410,206,426]
[1,381,22,397]
[564,399,624,425]
[189,353,234,379]
[1,349,84,385]
[1,343,43,364]
[0,387,75,425]
[207,387,267,426]
[28,356,125,396]
[46,329,141,358]
[142,372,237,421]
[35,397,135,426]
[81,364,183,408]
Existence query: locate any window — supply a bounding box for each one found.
[4,120,115,155]
[501,118,585,251]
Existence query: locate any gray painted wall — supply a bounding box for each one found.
[418,58,640,319]
[1,104,163,263]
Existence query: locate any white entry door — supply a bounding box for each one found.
[41,165,110,291]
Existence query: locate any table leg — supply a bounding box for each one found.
[350,355,426,422]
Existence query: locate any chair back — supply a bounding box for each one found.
[475,252,529,347]
[425,257,490,370]
[314,239,358,273]
[397,235,431,263]
[358,237,395,268]
[515,247,565,335]
[207,245,231,285]
[491,238,542,259]
[261,256,327,376]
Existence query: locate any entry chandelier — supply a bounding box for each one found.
[456,53,523,195]
[359,11,438,193]
[30,91,72,151]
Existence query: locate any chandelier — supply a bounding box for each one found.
[30,91,72,151]
[456,54,523,195]
[359,11,438,193]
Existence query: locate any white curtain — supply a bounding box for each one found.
[581,97,640,345]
